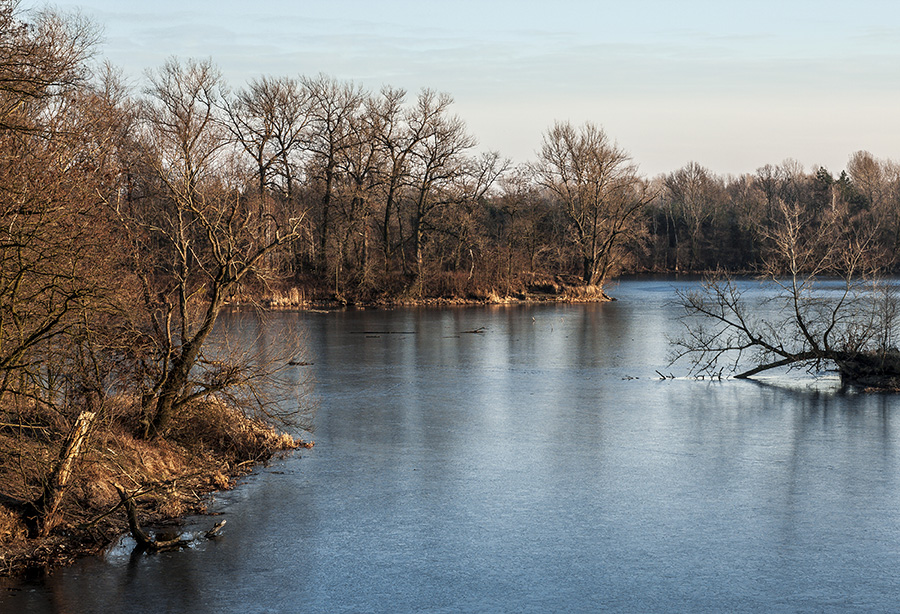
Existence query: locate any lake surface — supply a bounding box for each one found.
[5,278,900,613]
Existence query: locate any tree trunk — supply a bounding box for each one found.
[414,217,424,294]
[114,484,224,552]
[582,255,595,285]
[319,163,334,270]
[145,295,223,439]
[382,182,397,272]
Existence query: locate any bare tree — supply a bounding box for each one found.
[223,75,311,200]
[533,121,650,286]
[404,89,476,293]
[673,198,900,387]
[664,161,721,270]
[844,150,900,268]
[333,97,382,290]
[0,2,104,393]
[847,150,889,212]
[494,165,559,283]
[0,1,99,133]
[369,86,414,272]
[445,151,510,278]
[0,4,146,536]
[302,74,366,269]
[128,58,306,438]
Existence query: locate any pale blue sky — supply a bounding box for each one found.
[30,0,900,176]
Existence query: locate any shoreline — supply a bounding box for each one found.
[255,283,615,311]
[0,285,624,578]
[0,285,614,579]
[0,275,701,578]
[0,401,309,578]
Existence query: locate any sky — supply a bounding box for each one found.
[25,0,900,177]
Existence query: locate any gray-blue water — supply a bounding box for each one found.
[4,279,900,613]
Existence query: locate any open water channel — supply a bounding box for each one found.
[4,279,900,612]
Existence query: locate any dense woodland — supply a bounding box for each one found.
[3,1,900,556]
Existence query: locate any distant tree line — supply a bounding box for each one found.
[645,154,900,275]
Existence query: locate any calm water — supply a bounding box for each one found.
[5,279,900,613]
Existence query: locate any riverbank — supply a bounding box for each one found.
[258,274,613,309]
[0,277,610,578]
[0,398,309,577]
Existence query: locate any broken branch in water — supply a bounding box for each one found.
[113,483,226,552]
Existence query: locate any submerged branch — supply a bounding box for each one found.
[113,483,225,552]
[733,352,819,379]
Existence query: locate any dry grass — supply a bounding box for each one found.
[0,395,306,576]
[0,504,25,545]
[558,283,611,302]
[170,398,299,463]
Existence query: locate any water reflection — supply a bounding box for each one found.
[4,280,900,612]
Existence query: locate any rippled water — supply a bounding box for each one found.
[5,279,900,613]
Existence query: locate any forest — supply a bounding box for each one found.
[3,8,898,316]
[2,1,900,572]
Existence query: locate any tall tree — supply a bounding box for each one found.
[664,161,721,270]
[130,58,306,438]
[0,3,140,536]
[223,75,311,200]
[368,86,414,272]
[533,121,649,286]
[0,1,102,391]
[302,74,366,270]
[333,97,382,290]
[404,89,475,293]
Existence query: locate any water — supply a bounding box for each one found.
[5,279,900,613]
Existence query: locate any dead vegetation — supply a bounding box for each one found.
[0,397,308,576]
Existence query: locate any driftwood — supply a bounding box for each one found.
[33,411,97,537]
[113,483,226,552]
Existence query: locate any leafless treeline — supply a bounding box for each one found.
[648,153,900,275]
[5,6,900,432]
